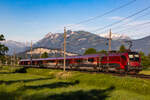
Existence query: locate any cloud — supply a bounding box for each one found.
[125,20,150,26]
[108,16,125,20]
[108,16,150,27]
[108,16,132,23]
[104,16,150,39]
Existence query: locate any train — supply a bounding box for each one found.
[19,51,142,74]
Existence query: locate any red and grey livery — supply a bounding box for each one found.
[19,51,142,74]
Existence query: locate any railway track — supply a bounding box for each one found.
[128,74,150,79]
[22,65,150,79]
[80,70,150,79]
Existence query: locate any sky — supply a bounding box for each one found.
[0,0,150,42]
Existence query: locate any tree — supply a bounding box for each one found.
[119,45,126,53]
[139,51,150,68]
[0,35,8,55]
[139,51,145,56]
[41,52,49,58]
[97,50,107,54]
[148,53,150,59]
[84,48,97,55]
[0,34,8,64]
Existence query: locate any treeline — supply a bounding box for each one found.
[0,34,21,65]
[0,34,9,65]
[84,45,127,55]
[139,52,150,69]
[84,45,150,69]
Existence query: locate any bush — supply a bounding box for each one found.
[119,45,126,53]
[14,67,27,73]
[0,65,26,73]
[84,48,97,55]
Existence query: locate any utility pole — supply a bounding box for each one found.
[5,55,8,65]
[13,48,16,66]
[40,48,42,58]
[25,42,28,59]
[11,56,12,65]
[30,40,33,66]
[109,29,112,52]
[63,27,66,72]
[106,29,112,71]
[4,40,8,65]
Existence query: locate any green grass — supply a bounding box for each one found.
[0,66,150,100]
[140,70,150,75]
[140,67,150,75]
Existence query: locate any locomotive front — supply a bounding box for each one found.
[127,52,142,73]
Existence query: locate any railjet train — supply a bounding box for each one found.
[19,51,142,74]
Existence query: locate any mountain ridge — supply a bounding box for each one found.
[2,30,150,55]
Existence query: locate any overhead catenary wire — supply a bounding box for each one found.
[67,0,136,29]
[125,23,150,36]
[99,10,150,34]
[128,28,150,38]
[92,5,150,33]
[115,21,150,33]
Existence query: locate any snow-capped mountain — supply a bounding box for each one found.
[44,30,75,39]
[33,30,110,54]
[34,31,150,54]
[99,33,131,40]
[44,32,60,39]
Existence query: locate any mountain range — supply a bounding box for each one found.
[0,40,29,55]
[2,30,150,55]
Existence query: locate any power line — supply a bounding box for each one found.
[129,30,150,38]
[99,10,150,34]
[115,21,150,33]
[114,23,150,39]
[67,0,136,29]
[93,5,150,33]
[125,24,150,36]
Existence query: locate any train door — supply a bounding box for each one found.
[121,55,128,71]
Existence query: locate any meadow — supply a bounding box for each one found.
[140,67,150,75]
[0,66,150,100]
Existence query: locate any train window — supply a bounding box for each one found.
[58,60,63,63]
[129,55,134,58]
[129,55,134,61]
[88,58,94,62]
[129,54,139,61]
[48,60,55,63]
[76,59,83,63]
[135,55,139,58]
[128,52,140,61]
[134,55,139,61]
[66,60,70,64]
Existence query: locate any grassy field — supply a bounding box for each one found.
[140,67,150,75]
[140,70,150,75]
[0,66,150,100]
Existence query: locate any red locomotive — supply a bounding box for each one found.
[19,51,142,74]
